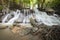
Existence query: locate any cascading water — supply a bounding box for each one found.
[7,10,21,24]
[22,9,33,24]
[34,9,60,26]
[2,9,60,26]
[7,13,20,24]
[2,14,10,23]
[2,10,22,24]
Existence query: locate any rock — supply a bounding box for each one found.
[32,27,38,33]
[11,25,32,36]
[19,27,31,36]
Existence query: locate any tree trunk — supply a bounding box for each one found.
[38,0,45,11]
[41,0,45,10]
[38,0,40,9]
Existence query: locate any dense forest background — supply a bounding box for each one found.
[0,0,60,14]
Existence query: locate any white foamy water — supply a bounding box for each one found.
[34,9,60,26]
[2,14,10,23]
[2,9,60,26]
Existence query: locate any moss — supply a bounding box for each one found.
[0,5,3,11]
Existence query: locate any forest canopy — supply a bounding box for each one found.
[0,0,60,11]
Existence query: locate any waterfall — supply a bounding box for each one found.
[7,13,20,24]
[2,9,60,26]
[34,9,60,26]
[2,14,10,23]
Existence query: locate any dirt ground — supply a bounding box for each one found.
[0,26,40,40]
[0,24,59,40]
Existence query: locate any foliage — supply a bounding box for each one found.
[0,0,60,10]
[0,5,3,10]
[45,0,60,8]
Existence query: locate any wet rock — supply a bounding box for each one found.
[32,27,38,32]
